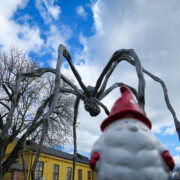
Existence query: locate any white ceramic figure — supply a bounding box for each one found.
[90,85,175,180]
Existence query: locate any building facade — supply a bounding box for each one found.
[3,140,96,180]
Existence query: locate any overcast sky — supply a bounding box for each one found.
[1,0,180,166]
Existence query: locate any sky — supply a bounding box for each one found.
[1,0,180,167]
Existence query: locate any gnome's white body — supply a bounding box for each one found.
[90,85,174,180]
[92,118,169,180]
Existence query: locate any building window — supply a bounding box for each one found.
[88,171,91,180]
[35,161,44,180]
[53,164,59,180]
[67,167,72,180]
[78,169,82,180]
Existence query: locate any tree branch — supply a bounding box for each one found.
[0,102,10,111]
[2,84,11,99]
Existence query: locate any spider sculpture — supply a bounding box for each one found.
[57,44,179,180]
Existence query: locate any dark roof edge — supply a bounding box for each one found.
[26,142,90,165]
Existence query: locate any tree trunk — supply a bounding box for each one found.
[0,143,5,180]
[21,134,27,180]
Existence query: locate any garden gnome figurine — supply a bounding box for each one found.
[90,85,175,180]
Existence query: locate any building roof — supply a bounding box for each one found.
[27,142,90,165]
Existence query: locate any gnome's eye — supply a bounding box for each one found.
[140,125,148,131]
[115,123,124,131]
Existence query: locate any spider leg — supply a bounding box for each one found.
[22,66,84,99]
[61,74,85,99]
[93,49,132,97]
[59,88,80,97]
[59,44,90,97]
[125,58,180,137]
[96,100,110,116]
[30,46,63,178]
[96,60,119,98]
[31,120,48,179]
[93,49,145,112]
[60,72,85,100]
[144,69,180,140]
[123,57,180,140]
[127,49,146,113]
[99,83,138,101]
[96,56,129,98]
[72,97,80,180]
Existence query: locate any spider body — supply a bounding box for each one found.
[84,97,100,116]
[83,86,101,116]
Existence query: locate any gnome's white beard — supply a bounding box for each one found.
[93,118,169,180]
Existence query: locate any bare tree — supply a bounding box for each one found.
[0,46,75,179]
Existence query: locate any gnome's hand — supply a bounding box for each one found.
[162,151,175,171]
[90,151,100,170]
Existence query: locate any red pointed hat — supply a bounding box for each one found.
[101,85,152,131]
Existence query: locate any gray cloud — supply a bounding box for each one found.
[72,0,180,154]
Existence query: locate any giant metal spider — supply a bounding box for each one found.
[57,44,179,180]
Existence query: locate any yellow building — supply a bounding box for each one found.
[3,140,96,180]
